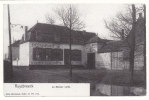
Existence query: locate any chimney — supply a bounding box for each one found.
[24,26,28,41]
[22,34,25,41]
[122,29,124,40]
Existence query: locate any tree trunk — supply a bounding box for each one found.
[69,28,72,80]
[129,4,136,86]
[143,4,146,89]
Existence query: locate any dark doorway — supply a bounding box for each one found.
[87,53,95,69]
[64,49,70,66]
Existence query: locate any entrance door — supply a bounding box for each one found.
[64,49,70,65]
[87,53,95,69]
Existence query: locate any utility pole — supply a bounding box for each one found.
[69,5,72,80]
[8,4,13,76]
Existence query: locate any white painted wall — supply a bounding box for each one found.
[85,43,98,53]
[18,42,30,66]
[96,51,130,70]
[12,47,20,66]
[12,60,19,66]
[96,53,111,69]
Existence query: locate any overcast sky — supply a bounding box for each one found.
[3,4,127,55]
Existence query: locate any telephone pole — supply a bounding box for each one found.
[8,4,13,76]
[69,5,72,80]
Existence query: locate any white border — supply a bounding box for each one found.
[0,0,148,100]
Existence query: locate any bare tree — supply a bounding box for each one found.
[104,5,133,40]
[105,4,146,86]
[104,5,144,40]
[55,5,85,30]
[55,5,85,80]
[143,4,146,89]
[45,14,55,24]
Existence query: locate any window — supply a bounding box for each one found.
[33,48,63,61]
[33,48,46,61]
[45,48,52,60]
[51,49,63,61]
[72,50,81,61]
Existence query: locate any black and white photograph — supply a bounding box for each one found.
[3,2,146,96]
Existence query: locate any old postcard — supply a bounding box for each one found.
[2,1,146,97]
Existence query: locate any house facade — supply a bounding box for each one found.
[11,23,107,69]
[11,13,145,70]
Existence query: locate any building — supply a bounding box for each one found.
[11,23,108,69]
[97,13,145,70]
[10,13,145,70]
[97,40,130,70]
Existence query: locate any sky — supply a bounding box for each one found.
[3,4,127,55]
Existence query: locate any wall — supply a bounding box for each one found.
[11,46,19,66]
[12,47,19,60]
[85,43,98,53]
[85,43,112,69]
[17,41,141,70]
[84,43,112,69]
[85,42,129,70]
[96,53,111,69]
[96,51,130,70]
[111,52,124,70]
[134,41,144,70]
[96,50,143,71]
[122,43,144,70]
[29,42,84,66]
[18,42,30,66]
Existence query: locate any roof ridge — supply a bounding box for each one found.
[37,22,68,28]
[28,23,38,32]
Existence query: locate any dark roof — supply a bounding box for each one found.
[22,23,97,45]
[98,40,129,53]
